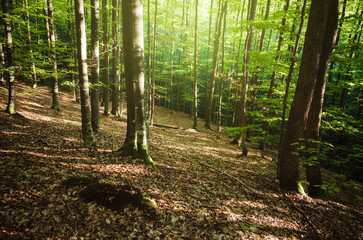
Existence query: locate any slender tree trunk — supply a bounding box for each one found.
[102,0,109,116]
[120,0,156,171]
[111,0,120,116]
[277,0,307,178]
[47,0,59,111]
[205,1,226,129]
[2,0,16,114]
[150,0,157,126]
[192,0,198,129]
[217,3,227,132]
[0,44,5,86]
[74,0,96,149]
[267,0,289,99]
[90,0,100,132]
[324,0,347,108]
[204,0,214,114]
[237,0,257,155]
[147,0,152,117]
[24,0,37,88]
[280,0,332,191]
[67,0,79,103]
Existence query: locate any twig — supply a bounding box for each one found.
[283,194,321,240]
[196,159,257,194]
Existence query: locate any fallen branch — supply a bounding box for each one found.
[196,159,257,194]
[283,194,321,240]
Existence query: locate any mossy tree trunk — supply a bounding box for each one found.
[120,0,156,171]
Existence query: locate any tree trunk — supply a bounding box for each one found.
[120,0,156,171]
[74,0,96,149]
[280,0,331,191]
[277,0,307,178]
[47,0,59,111]
[267,0,289,99]
[192,0,198,129]
[2,0,16,114]
[102,0,109,116]
[90,0,100,132]
[24,0,37,88]
[217,3,227,133]
[205,1,226,129]
[204,0,214,115]
[111,0,120,116]
[305,0,339,197]
[150,0,157,126]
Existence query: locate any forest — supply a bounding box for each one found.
[0,0,362,239]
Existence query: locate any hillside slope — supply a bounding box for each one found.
[0,83,362,239]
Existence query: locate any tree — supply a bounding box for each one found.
[119,0,156,171]
[149,0,158,126]
[305,0,339,197]
[279,0,339,192]
[102,0,109,116]
[2,0,16,114]
[277,0,307,179]
[192,0,198,129]
[24,0,37,89]
[90,0,100,132]
[111,0,120,116]
[205,0,226,129]
[74,0,96,149]
[47,0,60,111]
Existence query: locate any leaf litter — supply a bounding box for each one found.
[0,83,362,239]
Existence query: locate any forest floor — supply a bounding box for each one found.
[0,83,362,240]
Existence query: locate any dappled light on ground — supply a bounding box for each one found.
[0,84,362,239]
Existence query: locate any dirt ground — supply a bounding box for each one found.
[0,83,362,239]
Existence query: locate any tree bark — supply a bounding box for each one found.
[24,0,37,89]
[111,0,120,116]
[305,0,339,197]
[217,3,227,133]
[47,0,59,111]
[74,0,96,149]
[192,0,198,129]
[205,1,226,129]
[2,0,16,114]
[90,0,100,132]
[120,0,156,171]
[277,0,307,178]
[150,0,157,126]
[280,0,331,191]
[102,0,109,116]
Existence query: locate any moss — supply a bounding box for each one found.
[5,105,16,115]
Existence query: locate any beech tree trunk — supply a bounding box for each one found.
[24,0,37,88]
[150,0,157,126]
[111,0,120,116]
[90,0,100,132]
[205,1,226,129]
[277,0,307,178]
[2,0,16,114]
[305,0,339,197]
[47,0,59,111]
[102,0,109,116]
[119,0,156,171]
[192,0,198,129]
[280,0,332,191]
[74,0,96,149]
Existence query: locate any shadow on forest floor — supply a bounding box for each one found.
[0,83,362,239]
